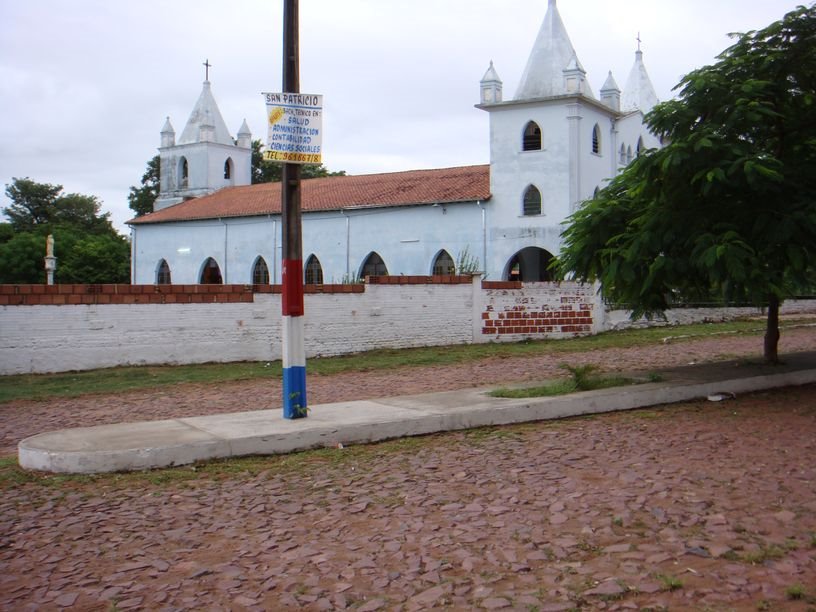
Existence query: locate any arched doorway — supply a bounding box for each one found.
[304,254,324,285]
[360,252,388,279]
[200,257,223,284]
[432,250,455,275]
[252,256,269,284]
[505,247,555,282]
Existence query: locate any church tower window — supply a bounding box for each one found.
[156,259,171,285]
[619,144,627,165]
[636,136,644,156]
[305,255,324,285]
[522,121,542,151]
[432,250,456,275]
[200,257,223,284]
[522,185,542,216]
[591,123,601,154]
[179,157,189,188]
[224,158,233,180]
[360,252,388,278]
[252,256,269,284]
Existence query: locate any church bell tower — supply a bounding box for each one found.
[154,62,252,212]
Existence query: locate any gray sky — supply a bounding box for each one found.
[0,0,803,234]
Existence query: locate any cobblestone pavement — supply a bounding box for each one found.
[1,329,815,610]
[2,327,816,455]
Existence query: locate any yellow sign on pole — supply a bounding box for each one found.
[262,92,323,164]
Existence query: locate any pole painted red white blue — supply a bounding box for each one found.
[282,255,306,418]
[281,0,307,419]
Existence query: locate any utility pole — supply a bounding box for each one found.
[281,0,307,419]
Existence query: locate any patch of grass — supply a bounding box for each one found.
[785,583,807,600]
[490,363,636,399]
[741,544,787,565]
[656,574,684,592]
[0,319,782,404]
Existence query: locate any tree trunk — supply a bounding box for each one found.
[764,294,780,364]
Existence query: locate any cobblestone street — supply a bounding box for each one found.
[2,329,815,610]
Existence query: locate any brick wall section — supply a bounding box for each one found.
[480,282,598,340]
[0,283,371,305]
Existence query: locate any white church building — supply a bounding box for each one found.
[129,0,661,285]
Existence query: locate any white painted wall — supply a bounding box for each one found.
[3,282,812,376]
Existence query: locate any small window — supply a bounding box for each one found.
[200,257,223,284]
[156,259,171,285]
[224,158,233,180]
[593,186,600,199]
[523,185,542,216]
[522,121,542,151]
[432,250,455,275]
[626,145,633,164]
[360,252,388,278]
[636,136,644,156]
[304,255,323,285]
[619,144,627,165]
[252,256,269,284]
[591,123,601,155]
[180,157,189,188]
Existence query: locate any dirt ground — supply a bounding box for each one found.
[1,328,815,610]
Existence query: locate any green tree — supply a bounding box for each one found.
[251,139,345,184]
[0,232,45,283]
[128,155,160,217]
[557,6,816,363]
[58,233,130,284]
[1,178,129,284]
[3,178,63,231]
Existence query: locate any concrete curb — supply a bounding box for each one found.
[18,363,816,474]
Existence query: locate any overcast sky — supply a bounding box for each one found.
[0,0,803,234]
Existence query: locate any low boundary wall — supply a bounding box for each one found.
[1,279,813,375]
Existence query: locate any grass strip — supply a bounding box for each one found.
[0,318,787,404]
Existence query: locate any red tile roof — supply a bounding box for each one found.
[129,165,491,225]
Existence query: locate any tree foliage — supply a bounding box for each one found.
[251,139,345,184]
[557,6,816,362]
[128,155,160,217]
[1,178,130,284]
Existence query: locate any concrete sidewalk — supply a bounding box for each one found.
[18,352,816,474]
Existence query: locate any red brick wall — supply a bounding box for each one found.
[480,283,596,338]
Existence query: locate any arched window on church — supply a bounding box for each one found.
[522,121,542,151]
[626,145,633,164]
[252,256,269,284]
[179,157,189,188]
[619,144,627,165]
[523,185,542,216]
[591,123,601,155]
[593,186,600,199]
[156,259,171,285]
[305,255,324,285]
[224,158,233,180]
[200,257,223,284]
[360,252,388,279]
[636,136,644,156]
[432,250,456,276]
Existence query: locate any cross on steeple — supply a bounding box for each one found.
[203,58,212,81]
[636,32,642,52]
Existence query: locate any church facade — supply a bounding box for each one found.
[129,0,661,285]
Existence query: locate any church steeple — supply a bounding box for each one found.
[178,81,235,146]
[515,0,594,100]
[622,43,659,113]
[153,70,251,212]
